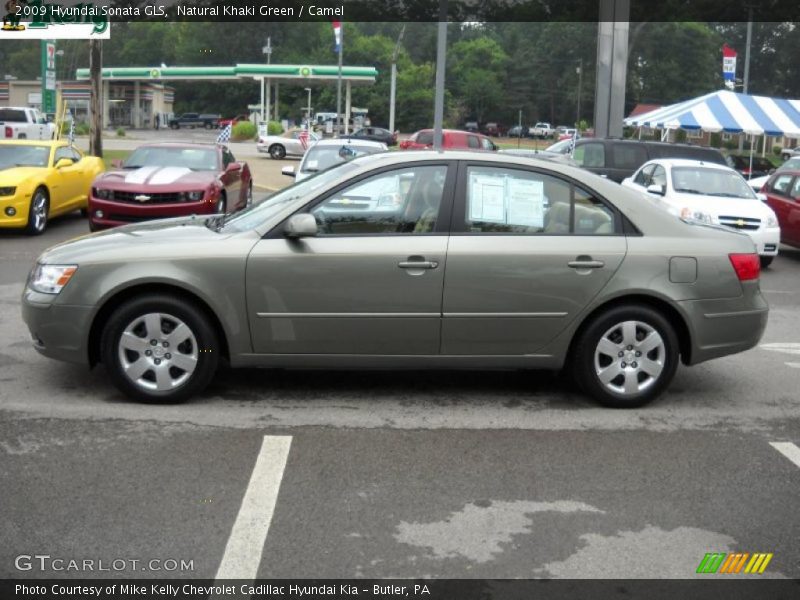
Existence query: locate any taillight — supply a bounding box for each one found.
[729,253,760,281]
[4,126,11,138]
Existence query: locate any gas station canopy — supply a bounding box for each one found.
[75,64,377,85]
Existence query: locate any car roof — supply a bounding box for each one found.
[0,139,66,147]
[310,138,387,148]
[136,142,221,150]
[642,158,736,170]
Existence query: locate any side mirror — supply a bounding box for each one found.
[281,166,296,178]
[756,192,768,202]
[110,159,123,168]
[646,183,665,196]
[226,162,241,173]
[284,213,318,238]
[54,158,73,169]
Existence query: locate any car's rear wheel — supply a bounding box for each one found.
[100,294,219,403]
[760,256,774,269]
[25,187,49,235]
[269,144,286,159]
[572,305,679,408]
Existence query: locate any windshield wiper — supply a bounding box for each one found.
[673,188,703,194]
[705,192,745,198]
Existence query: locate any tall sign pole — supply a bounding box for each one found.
[432,1,447,151]
[89,39,103,157]
[389,24,406,135]
[334,21,343,135]
[41,40,57,116]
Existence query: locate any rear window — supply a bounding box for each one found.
[611,144,648,170]
[0,109,27,122]
[416,131,433,146]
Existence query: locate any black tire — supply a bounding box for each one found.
[216,194,227,214]
[572,305,679,408]
[760,256,774,269]
[80,208,89,218]
[269,144,286,159]
[24,187,49,235]
[100,294,219,403]
[171,123,179,130]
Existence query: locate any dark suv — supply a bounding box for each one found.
[571,139,726,182]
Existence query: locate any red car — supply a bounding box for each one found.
[89,143,252,231]
[762,168,800,248]
[399,128,498,151]
[218,114,249,129]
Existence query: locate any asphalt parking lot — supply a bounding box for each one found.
[1,208,799,582]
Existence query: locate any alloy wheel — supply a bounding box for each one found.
[117,312,199,392]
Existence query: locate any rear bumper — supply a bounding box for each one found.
[680,283,769,365]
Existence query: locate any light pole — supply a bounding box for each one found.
[304,87,312,128]
[262,37,272,124]
[389,24,406,135]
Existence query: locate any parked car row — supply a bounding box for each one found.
[0,139,252,235]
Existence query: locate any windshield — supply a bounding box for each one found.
[123,146,218,170]
[0,144,49,168]
[778,157,800,172]
[221,160,364,232]
[300,144,384,173]
[671,166,756,199]
[545,139,571,154]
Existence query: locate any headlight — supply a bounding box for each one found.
[178,191,205,202]
[93,187,113,200]
[0,186,16,196]
[766,215,778,228]
[29,264,78,294]
[679,207,713,224]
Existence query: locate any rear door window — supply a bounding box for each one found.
[612,144,648,171]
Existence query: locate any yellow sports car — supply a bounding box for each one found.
[0,140,105,235]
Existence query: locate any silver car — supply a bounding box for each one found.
[22,152,768,407]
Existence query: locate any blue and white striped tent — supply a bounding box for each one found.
[624,90,800,138]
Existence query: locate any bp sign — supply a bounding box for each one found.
[41,40,56,114]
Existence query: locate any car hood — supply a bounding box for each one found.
[95,166,216,188]
[0,166,45,184]
[663,192,772,218]
[38,216,242,265]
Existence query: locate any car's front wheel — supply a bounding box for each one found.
[269,144,286,159]
[100,294,219,403]
[760,256,774,269]
[572,305,679,408]
[25,187,49,235]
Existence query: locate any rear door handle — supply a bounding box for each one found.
[568,260,604,269]
[398,258,439,269]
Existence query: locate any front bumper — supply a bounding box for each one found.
[21,287,93,366]
[743,226,781,256]
[88,195,219,229]
[679,281,769,365]
[0,193,31,228]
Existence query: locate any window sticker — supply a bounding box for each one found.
[469,172,506,223]
[468,170,546,227]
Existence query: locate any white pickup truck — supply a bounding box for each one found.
[0,107,55,140]
[530,122,555,139]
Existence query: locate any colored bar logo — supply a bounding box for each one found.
[697,552,773,574]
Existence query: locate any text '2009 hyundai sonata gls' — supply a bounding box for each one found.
[22,151,768,408]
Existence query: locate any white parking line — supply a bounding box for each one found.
[770,442,800,470]
[214,435,292,580]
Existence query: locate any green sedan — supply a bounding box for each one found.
[21,151,768,407]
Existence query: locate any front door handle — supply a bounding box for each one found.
[568,259,604,269]
[398,257,439,270]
